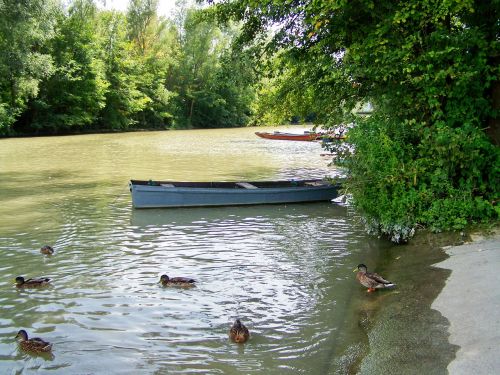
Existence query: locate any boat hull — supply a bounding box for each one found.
[255,132,319,141]
[129,180,340,208]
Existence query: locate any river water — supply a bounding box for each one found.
[0,127,456,374]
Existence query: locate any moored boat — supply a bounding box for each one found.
[255,131,345,142]
[255,131,319,141]
[129,179,340,208]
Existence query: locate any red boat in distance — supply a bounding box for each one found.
[255,131,346,142]
[255,131,320,141]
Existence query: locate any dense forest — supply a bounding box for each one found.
[1,0,498,241]
[0,0,261,135]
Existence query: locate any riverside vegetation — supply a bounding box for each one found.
[0,0,257,134]
[1,0,498,242]
[206,0,500,242]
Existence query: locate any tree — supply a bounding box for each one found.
[127,0,158,55]
[172,7,256,128]
[0,0,58,134]
[206,0,500,241]
[250,54,318,125]
[173,8,222,127]
[126,0,178,128]
[96,10,151,129]
[20,0,108,133]
[210,47,255,127]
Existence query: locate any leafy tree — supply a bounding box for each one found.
[173,8,223,127]
[20,0,108,133]
[210,47,255,127]
[250,54,318,125]
[96,10,151,129]
[126,0,178,128]
[127,0,158,54]
[0,0,58,134]
[172,8,256,127]
[206,0,500,241]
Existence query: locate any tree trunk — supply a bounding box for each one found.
[188,98,195,127]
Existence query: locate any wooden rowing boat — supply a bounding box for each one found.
[255,131,319,141]
[255,131,346,142]
[129,179,340,208]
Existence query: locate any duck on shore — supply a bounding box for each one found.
[354,264,396,292]
[229,319,250,343]
[15,330,52,353]
[159,274,196,287]
[15,276,51,288]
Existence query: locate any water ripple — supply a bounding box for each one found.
[0,128,378,374]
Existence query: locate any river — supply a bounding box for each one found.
[0,127,456,374]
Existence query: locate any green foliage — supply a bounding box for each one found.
[0,0,58,134]
[97,10,150,129]
[126,0,159,54]
[125,0,178,128]
[340,115,498,242]
[212,49,256,127]
[0,0,255,134]
[250,53,322,124]
[208,0,500,241]
[20,0,108,133]
[171,9,256,128]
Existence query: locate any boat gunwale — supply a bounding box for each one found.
[129,179,338,191]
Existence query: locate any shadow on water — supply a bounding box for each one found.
[130,202,349,227]
[335,231,464,375]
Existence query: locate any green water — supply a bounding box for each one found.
[0,127,456,374]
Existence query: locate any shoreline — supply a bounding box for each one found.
[0,127,176,139]
[431,229,500,374]
[355,231,460,374]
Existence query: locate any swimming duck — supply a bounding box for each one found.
[15,330,52,353]
[40,245,54,255]
[354,264,396,292]
[159,274,196,287]
[229,319,250,343]
[15,276,51,288]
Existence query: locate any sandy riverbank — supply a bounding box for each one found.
[431,230,500,374]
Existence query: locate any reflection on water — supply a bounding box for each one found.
[0,127,387,374]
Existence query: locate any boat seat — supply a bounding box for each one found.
[236,182,259,189]
[160,183,175,188]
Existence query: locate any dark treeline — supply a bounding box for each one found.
[0,0,258,136]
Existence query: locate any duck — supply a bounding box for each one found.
[354,264,396,292]
[229,319,250,343]
[15,276,51,288]
[40,245,54,255]
[15,329,52,353]
[159,274,196,287]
